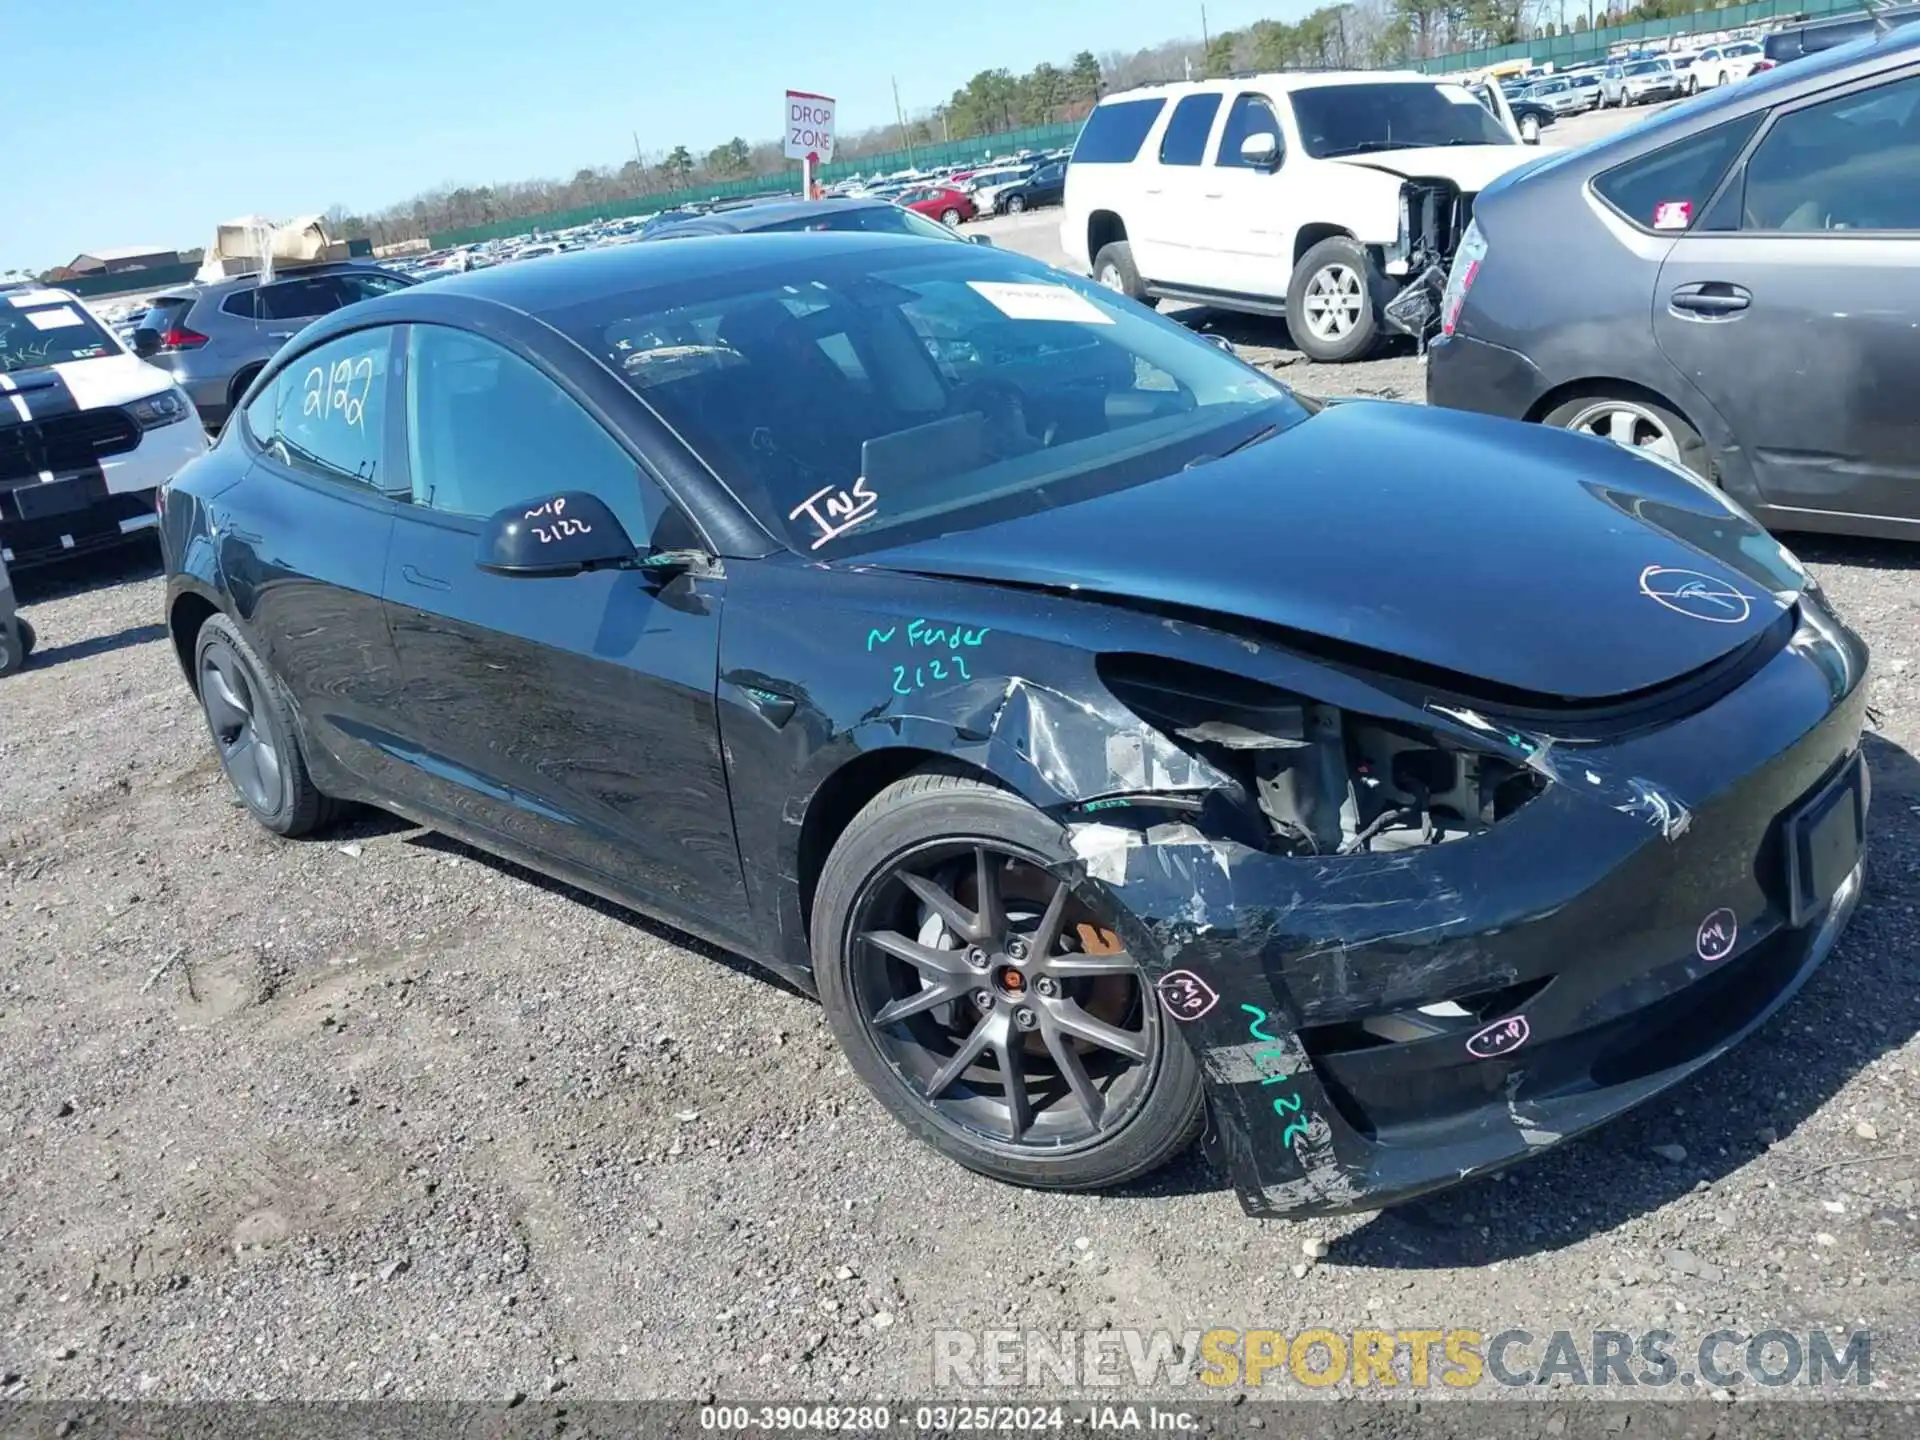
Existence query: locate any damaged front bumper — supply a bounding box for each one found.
[1058,603,1870,1218]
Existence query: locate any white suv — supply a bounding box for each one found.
[1059,71,1544,361]
[1,286,207,569]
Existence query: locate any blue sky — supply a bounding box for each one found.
[8,0,1293,271]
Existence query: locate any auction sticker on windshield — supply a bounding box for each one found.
[968,282,1115,325]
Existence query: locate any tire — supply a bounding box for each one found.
[193,612,339,838]
[1544,391,1711,479]
[1519,114,1541,143]
[811,766,1205,1192]
[1685,75,1699,95]
[227,364,264,415]
[0,620,29,677]
[940,208,962,227]
[1091,240,1153,305]
[1007,194,1026,214]
[1286,236,1382,363]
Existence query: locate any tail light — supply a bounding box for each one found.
[1752,59,1776,71]
[1439,219,1488,338]
[158,327,208,352]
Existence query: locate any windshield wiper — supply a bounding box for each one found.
[1183,424,1279,470]
[1319,140,1405,157]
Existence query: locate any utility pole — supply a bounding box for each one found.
[892,76,918,167]
[1201,4,1210,49]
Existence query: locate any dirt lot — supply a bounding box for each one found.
[3,98,1919,1407]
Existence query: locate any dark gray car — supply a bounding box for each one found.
[1427,26,1920,541]
[133,262,413,430]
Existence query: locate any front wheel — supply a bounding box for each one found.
[0,618,32,677]
[812,768,1204,1191]
[1007,194,1026,214]
[1286,236,1381,363]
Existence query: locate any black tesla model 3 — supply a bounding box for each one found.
[158,234,1869,1217]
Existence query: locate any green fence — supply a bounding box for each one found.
[54,238,375,300]
[1418,0,1847,73]
[428,120,1083,249]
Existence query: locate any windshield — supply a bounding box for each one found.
[1290,82,1515,157]
[1626,60,1670,75]
[555,244,1302,556]
[1726,41,1763,56]
[757,206,962,241]
[0,295,120,373]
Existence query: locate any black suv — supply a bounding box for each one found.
[133,262,413,430]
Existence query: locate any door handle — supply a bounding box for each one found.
[400,563,452,592]
[1669,283,1750,317]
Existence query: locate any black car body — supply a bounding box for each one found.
[994,161,1068,214]
[159,235,1869,1217]
[641,196,970,243]
[1428,27,1920,542]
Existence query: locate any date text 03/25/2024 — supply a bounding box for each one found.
[697,1403,1200,1432]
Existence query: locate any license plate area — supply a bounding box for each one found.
[11,475,105,522]
[1785,753,1866,928]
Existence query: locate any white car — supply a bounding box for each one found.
[0,287,208,569]
[1059,70,1545,361]
[1693,40,1769,88]
[966,165,1035,213]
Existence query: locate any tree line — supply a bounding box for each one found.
[321,0,1734,248]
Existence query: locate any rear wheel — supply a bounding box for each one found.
[0,619,32,677]
[227,364,263,416]
[1091,241,1152,305]
[1286,236,1381,363]
[194,613,338,837]
[940,208,962,227]
[812,768,1204,1191]
[1545,392,1710,478]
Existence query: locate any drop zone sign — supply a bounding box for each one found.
[784,89,837,162]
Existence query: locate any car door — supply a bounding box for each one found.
[378,322,752,943]
[1652,68,1920,525]
[1196,91,1294,299]
[1132,91,1225,283]
[222,324,411,796]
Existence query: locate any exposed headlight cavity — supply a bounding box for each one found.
[129,388,192,430]
[1100,655,1545,856]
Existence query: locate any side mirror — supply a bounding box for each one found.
[476,492,637,577]
[1203,332,1236,356]
[968,234,995,246]
[131,327,160,359]
[1239,133,1280,170]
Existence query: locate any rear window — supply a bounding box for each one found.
[1593,114,1762,231]
[1072,98,1168,164]
[139,296,193,336]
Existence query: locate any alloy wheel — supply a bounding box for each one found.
[941,209,962,227]
[849,840,1159,1150]
[1008,195,1026,213]
[199,641,285,814]
[1563,399,1682,463]
[1301,263,1365,342]
[1097,264,1126,293]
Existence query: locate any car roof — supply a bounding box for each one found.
[1103,68,1442,103]
[400,231,980,319]
[0,285,82,306]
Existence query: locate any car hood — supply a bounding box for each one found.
[852,401,1804,704]
[0,351,174,419]
[1329,145,1548,190]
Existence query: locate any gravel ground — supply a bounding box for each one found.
[3,95,1916,1408]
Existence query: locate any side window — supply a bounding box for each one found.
[1070,97,1167,164]
[405,326,666,543]
[1159,93,1223,165]
[256,276,344,322]
[1741,74,1920,232]
[219,291,258,320]
[1593,114,1762,231]
[1217,93,1284,168]
[251,329,392,487]
[336,273,411,303]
